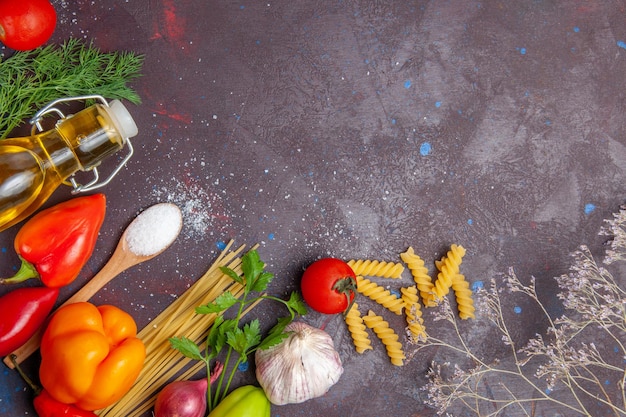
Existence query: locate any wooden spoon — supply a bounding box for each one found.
[4,203,183,368]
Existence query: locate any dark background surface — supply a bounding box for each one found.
[1,1,625,416]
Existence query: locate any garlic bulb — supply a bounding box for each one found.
[255,321,343,405]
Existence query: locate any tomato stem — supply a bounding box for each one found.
[332,277,357,316]
[0,258,39,285]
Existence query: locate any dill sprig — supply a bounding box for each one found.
[0,38,144,139]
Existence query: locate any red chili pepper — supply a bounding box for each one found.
[0,194,106,288]
[9,355,97,417]
[0,286,58,356]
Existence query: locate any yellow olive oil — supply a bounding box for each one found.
[0,101,137,232]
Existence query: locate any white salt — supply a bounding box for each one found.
[125,203,183,256]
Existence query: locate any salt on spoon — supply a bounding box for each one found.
[5,202,183,369]
[125,203,183,257]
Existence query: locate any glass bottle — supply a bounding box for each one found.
[0,97,138,232]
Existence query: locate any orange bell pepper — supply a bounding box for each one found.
[39,302,146,411]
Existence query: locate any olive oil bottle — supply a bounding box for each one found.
[0,99,138,232]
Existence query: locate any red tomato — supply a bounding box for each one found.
[0,0,56,51]
[301,258,357,314]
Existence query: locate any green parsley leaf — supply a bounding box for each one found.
[219,266,244,285]
[286,291,308,316]
[196,292,239,314]
[257,316,293,350]
[226,319,261,356]
[242,250,265,292]
[169,337,204,361]
[250,271,274,293]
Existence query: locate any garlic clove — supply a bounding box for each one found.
[255,321,343,405]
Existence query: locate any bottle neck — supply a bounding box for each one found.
[57,104,126,170]
[34,104,126,178]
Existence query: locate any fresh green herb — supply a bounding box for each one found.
[169,249,307,411]
[0,38,144,139]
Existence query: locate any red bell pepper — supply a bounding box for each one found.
[0,286,59,356]
[34,389,98,417]
[0,194,106,288]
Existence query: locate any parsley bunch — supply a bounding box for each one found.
[0,38,143,139]
[170,249,307,411]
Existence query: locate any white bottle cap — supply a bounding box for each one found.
[107,99,139,139]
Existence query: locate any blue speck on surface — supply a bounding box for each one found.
[519,47,527,55]
[391,118,397,125]
[471,281,483,292]
[435,101,442,108]
[514,306,522,314]
[467,218,473,225]
[404,80,411,88]
[238,361,249,371]
[268,233,275,240]
[584,203,596,215]
[216,241,227,250]
[573,26,580,32]
[618,40,626,49]
[419,142,432,156]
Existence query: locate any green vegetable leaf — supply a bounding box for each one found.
[257,316,293,350]
[219,266,244,285]
[0,39,143,139]
[196,292,239,314]
[241,250,266,292]
[226,319,261,356]
[169,337,205,361]
[286,291,308,316]
[250,271,274,293]
[205,316,226,359]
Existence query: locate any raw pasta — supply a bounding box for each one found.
[363,311,405,366]
[356,275,404,315]
[433,244,466,300]
[98,242,260,417]
[451,274,475,320]
[348,259,404,279]
[344,302,373,353]
[400,247,437,307]
[400,286,427,342]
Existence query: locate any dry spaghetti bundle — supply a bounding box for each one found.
[98,242,259,417]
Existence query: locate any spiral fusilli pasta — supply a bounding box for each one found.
[400,286,427,342]
[433,244,466,300]
[363,311,405,366]
[400,247,437,307]
[348,259,404,279]
[451,274,475,320]
[356,275,404,315]
[344,302,373,353]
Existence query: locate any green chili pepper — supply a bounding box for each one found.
[208,385,270,417]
